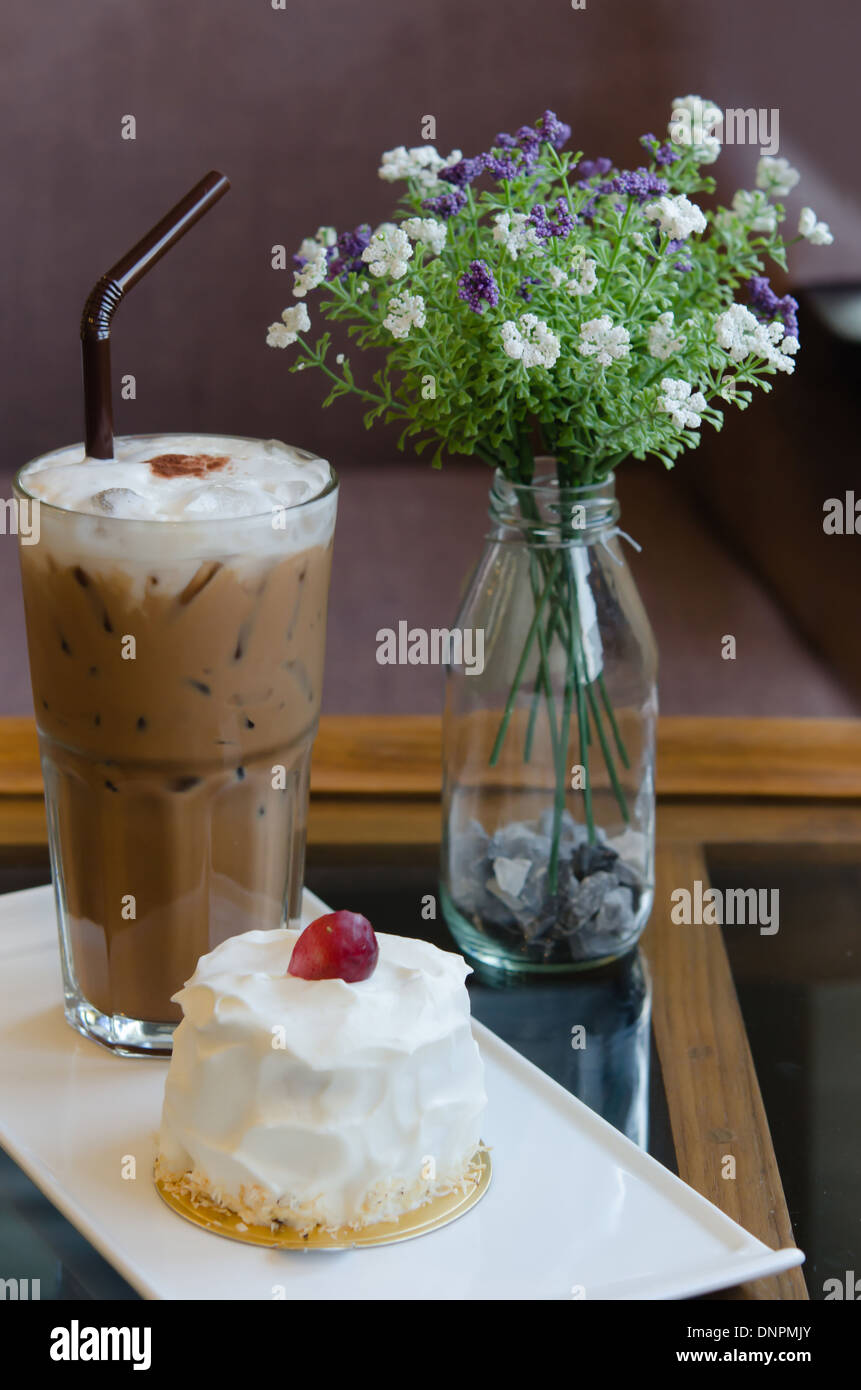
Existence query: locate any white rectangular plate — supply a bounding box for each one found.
[0,884,803,1299]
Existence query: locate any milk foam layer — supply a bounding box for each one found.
[157,928,487,1232]
[17,434,336,595]
[21,434,332,521]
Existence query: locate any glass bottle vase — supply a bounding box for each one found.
[440,465,657,972]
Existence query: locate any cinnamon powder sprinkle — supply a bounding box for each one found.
[146,453,229,479]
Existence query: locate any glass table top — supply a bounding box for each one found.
[2,842,857,1299]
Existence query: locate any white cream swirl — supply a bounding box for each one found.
[157,929,487,1232]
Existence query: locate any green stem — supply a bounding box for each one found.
[526,552,562,777]
[523,679,541,762]
[295,339,400,412]
[489,469,635,878]
[605,200,636,276]
[550,550,632,826]
[598,672,630,769]
[586,681,630,824]
[533,601,561,772]
[564,560,595,845]
[488,552,561,766]
[626,250,665,317]
[548,570,578,888]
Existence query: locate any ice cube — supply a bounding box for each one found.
[180,485,261,519]
[264,439,316,465]
[271,479,311,509]
[90,487,150,519]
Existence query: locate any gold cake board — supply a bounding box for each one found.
[155,1148,491,1250]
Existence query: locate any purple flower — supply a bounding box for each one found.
[514,125,542,154]
[457,259,499,314]
[640,133,681,167]
[781,299,800,338]
[484,151,525,180]
[748,275,778,313]
[528,198,576,241]
[667,236,693,271]
[516,275,541,302]
[422,186,468,219]
[475,111,568,184]
[326,224,371,278]
[573,155,613,179]
[747,275,799,338]
[606,168,669,203]
[484,118,545,181]
[579,168,666,223]
[536,110,571,150]
[439,156,486,187]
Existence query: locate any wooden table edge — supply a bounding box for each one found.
[1,714,860,800]
[645,845,808,1300]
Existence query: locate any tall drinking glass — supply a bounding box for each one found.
[14,433,337,1055]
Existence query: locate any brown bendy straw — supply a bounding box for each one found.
[80,170,231,460]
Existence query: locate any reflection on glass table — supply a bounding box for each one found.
[708,842,861,1302]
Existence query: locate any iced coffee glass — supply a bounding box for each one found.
[14,433,337,1056]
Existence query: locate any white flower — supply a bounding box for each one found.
[643,193,707,240]
[500,314,561,370]
[335,353,345,364]
[266,303,311,347]
[798,206,834,246]
[547,265,567,288]
[732,190,778,235]
[648,311,685,361]
[756,156,801,199]
[658,377,708,430]
[668,94,723,164]
[492,211,543,260]
[714,303,798,374]
[714,303,758,359]
[314,226,337,248]
[382,291,426,340]
[565,249,598,296]
[401,217,448,255]
[362,224,413,279]
[713,209,738,242]
[578,315,631,366]
[356,279,370,295]
[377,145,462,188]
[293,243,328,298]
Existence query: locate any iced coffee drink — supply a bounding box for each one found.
[15,433,337,1054]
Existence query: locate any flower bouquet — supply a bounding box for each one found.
[268,95,832,970]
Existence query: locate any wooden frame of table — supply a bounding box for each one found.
[3,713,860,1300]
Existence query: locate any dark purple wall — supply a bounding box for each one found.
[1,0,858,718]
[2,0,857,476]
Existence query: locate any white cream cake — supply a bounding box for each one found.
[155,928,487,1234]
